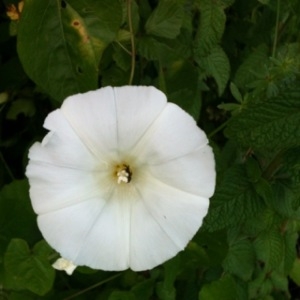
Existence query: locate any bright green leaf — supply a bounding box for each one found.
[199,275,238,300]
[17,0,122,102]
[290,258,300,286]
[4,239,55,296]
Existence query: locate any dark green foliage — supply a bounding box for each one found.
[1,0,300,299]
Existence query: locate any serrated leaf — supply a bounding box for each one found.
[254,229,284,271]
[4,239,55,296]
[234,44,269,90]
[145,0,183,39]
[199,275,238,300]
[226,89,300,152]
[223,239,255,281]
[230,82,243,103]
[137,36,183,64]
[195,0,226,53]
[0,180,39,256]
[17,0,122,102]
[290,258,300,286]
[196,46,230,95]
[204,165,264,231]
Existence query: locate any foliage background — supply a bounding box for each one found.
[1,0,300,299]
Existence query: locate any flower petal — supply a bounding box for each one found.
[52,257,77,275]
[28,110,100,170]
[133,103,208,164]
[27,161,110,215]
[61,87,118,159]
[146,146,216,198]
[73,188,133,270]
[113,86,167,152]
[129,175,209,271]
[38,198,108,263]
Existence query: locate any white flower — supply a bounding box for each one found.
[26,86,216,271]
[52,257,77,275]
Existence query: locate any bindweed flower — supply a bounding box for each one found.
[52,257,77,275]
[26,86,216,271]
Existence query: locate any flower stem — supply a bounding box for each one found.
[127,0,135,85]
[272,0,280,58]
[63,273,121,300]
[208,119,230,139]
[262,149,285,180]
[0,151,15,180]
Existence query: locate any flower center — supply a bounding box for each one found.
[116,164,132,184]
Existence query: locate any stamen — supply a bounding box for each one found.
[117,170,129,184]
[116,164,132,184]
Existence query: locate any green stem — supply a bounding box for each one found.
[262,149,285,180]
[127,0,135,85]
[64,273,121,300]
[116,41,132,56]
[0,151,15,180]
[208,119,230,139]
[272,0,280,58]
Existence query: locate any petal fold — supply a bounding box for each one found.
[129,175,209,271]
[133,103,208,164]
[146,146,215,198]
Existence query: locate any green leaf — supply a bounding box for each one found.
[6,98,35,120]
[131,279,154,300]
[0,180,39,256]
[199,275,238,300]
[203,46,230,95]
[196,46,230,96]
[165,61,201,119]
[4,239,55,296]
[156,256,182,300]
[226,89,300,152]
[17,0,122,102]
[194,230,228,267]
[254,229,285,271]
[289,258,300,286]
[113,45,131,71]
[145,0,183,39]
[234,44,269,90]
[194,0,226,53]
[230,82,243,103]
[223,238,255,281]
[204,165,264,231]
[137,36,181,64]
[108,291,136,300]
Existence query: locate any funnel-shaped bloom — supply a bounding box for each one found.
[26,86,215,271]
